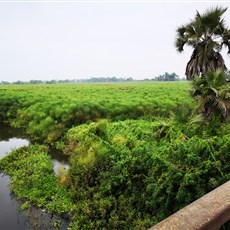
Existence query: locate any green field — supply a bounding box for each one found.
[0,82,193,142]
[0,82,230,229]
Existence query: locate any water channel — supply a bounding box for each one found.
[0,124,70,230]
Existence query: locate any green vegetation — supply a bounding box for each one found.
[0,80,230,229]
[0,145,72,215]
[0,82,193,143]
[1,6,230,226]
[1,5,230,229]
[64,119,230,229]
[192,70,230,122]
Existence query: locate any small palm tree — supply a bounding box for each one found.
[175,6,230,80]
[192,69,230,121]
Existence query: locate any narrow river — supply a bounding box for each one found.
[0,124,70,229]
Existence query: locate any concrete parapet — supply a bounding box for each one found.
[149,181,230,230]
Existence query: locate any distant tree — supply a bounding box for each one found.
[175,6,230,80]
[154,72,178,81]
[0,81,10,84]
[57,79,73,84]
[13,80,26,84]
[45,80,57,84]
[29,80,43,84]
[126,77,133,81]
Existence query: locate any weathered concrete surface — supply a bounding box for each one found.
[149,180,230,230]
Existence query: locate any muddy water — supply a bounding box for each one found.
[0,124,70,229]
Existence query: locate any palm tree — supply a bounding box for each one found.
[192,69,230,121]
[175,6,230,80]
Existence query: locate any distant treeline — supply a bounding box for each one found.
[1,72,183,84]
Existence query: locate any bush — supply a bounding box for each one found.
[63,119,230,229]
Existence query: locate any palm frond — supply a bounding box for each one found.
[189,114,205,125]
[177,6,229,80]
[221,29,230,53]
[175,37,187,52]
[213,19,227,36]
[186,53,201,79]
[176,26,186,36]
[191,69,230,121]
[200,6,227,32]
[217,99,227,115]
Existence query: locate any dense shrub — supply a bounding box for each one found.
[63,119,230,229]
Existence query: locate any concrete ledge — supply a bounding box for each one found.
[149,181,230,230]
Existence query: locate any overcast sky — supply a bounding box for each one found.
[1,1,230,82]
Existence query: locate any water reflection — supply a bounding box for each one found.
[0,125,30,229]
[0,124,28,141]
[49,148,70,175]
[0,138,30,159]
[0,124,70,229]
[0,174,29,230]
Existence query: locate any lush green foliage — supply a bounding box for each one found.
[192,70,230,122]
[62,119,230,229]
[0,82,193,143]
[0,145,73,214]
[0,82,230,229]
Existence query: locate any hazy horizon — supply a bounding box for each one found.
[1,1,230,82]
